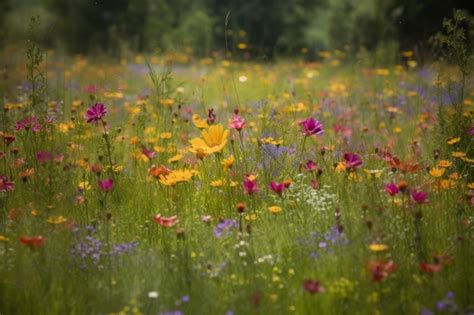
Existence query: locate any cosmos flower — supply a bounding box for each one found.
[269,181,285,196]
[0,176,14,193]
[98,178,114,191]
[85,103,107,123]
[243,176,259,194]
[410,190,429,204]
[299,117,324,136]
[305,160,317,172]
[384,183,399,196]
[343,153,362,170]
[15,116,41,132]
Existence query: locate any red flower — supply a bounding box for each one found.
[419,263,442,274]
[303,279,324,294]
[368,260,398,282]
[20,235,46,248]
[154,214,178,228]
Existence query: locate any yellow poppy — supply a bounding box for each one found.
[268,206,282,214]
[429,168,445,178]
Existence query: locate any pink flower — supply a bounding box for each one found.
[299,117,324,136]
[343,152,362,170]
[0,175,14,193]
[305,160,317,172]
[98,178,114,191]
[15,116,41,132]
[36,151,53,164]
[84,84,98,94]
[303,279,324,294]
[384,183,399,196]
[228,114,246,131]
[411,190,429,204]
[269,181,285,196]
[141,146,156,159]
[243,176,259,195]
[85,103,107,123]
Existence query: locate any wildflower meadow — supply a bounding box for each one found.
[1,5,474,315]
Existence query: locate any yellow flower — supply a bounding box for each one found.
[168,154,183,163]
[438,179,455,190]
[47,215,67,225]
[335,162,346,173]
[31,210,40,216]
[438,160,452,168]
[210,180,224,187]
[268,206,282,214]
[222,155,234,169]
[245,214,257,221]
[189,125,228,155]
[369,243,388,252]
[192,114,209,129]
[461,157,474,164]
[78,181,91,191]
[429,168,445,178]
[447,137,461,145]
[449,172,460,180]
[0,235,9,242]
[159,169,197,186]
[452,151,466,158]
[160,132,173,139]
[364,169,382,178]
[467,182,474,189]
[229,181,239,187]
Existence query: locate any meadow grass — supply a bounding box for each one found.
[0,48,473,315]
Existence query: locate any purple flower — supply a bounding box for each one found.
[85,103,107,123]
[214,219,238,238]
[343,152,362,170]
[299,117,324,136]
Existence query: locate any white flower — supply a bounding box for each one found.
[148,291,159,299]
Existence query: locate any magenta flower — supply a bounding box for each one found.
[468,127,474,135]
[0,175,14,193]
[299,117,324,136]
[384,183,400,196]
[141,146,156,159]
[84,84,98,94]
[303,279,324,294]
[98,178,114,192]
[36,151,53,164]
[15,116,41,133]
[85,103,107,123]
[243,176,258,195]
[305,160,317,172]
[411,190,429,204]
[269,181,285,196]
[343,152,362,170]
[228,114,246,131]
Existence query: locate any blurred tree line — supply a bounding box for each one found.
[0,0,472,59]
